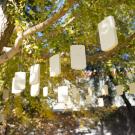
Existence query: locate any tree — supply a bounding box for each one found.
[0,0,135,134]
[0,0,14,52]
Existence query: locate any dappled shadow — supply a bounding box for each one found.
[3,107,135,135]
[103,107,135,135]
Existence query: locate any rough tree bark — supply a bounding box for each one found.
[0,1,15,52]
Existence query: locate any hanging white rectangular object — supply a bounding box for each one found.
[43,87,48,97]
[30,83,40,97]
[58,86,68,103]
[101,85,108,96]
[97,98,104,107]
[116,85,124,96]
[29,64,40,85]
[129,83,135,94]
[98,16,118,52]
[2,47,12,52]
[49,54,61,77]
[14,72,26,90]
[70,45,86,70]
[12,78,22,94]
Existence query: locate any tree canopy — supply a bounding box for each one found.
[0,0,135,134]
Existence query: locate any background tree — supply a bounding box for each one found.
[0,0,135,134]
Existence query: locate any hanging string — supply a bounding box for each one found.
[33,35,38,64]
[18,25,25,72]
[33,51,36,65]
[46,59,50,87]
[18,44,23,71]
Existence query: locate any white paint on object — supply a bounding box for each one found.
[98,16,118,52]
[58,86,68,103]
[97,98,104,107]
[14,72,26,90]
[43,87,48,97]
[12,78,22,94]
[30,83,40,97]
[29,64,40,85]
[49,54,61,77]
[70,45,86,70]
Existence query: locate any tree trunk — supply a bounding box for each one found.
[0,1,15,52]
[121,92,132,111]
[121,92,135,134]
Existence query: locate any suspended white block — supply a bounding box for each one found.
[12,78,22,94]
[70,45,86,70]
[101,85,108,96]
[2,47,12,52]
[98,16,118,52]
[129,83,135,94]
[14,72,26,90]
[116,85,124,96]
[29,64,40,85]
[49,54,61,77]
[30,83,40,97]
[43,87,48,97]
[97,98,104,107]
[58,86,68,103]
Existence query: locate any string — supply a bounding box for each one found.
[18,45,23,71]
[45,59,49,86]
[33,35,38,65]
[18,26,25,72]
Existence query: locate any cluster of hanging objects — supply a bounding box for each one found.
[10,16,133,111]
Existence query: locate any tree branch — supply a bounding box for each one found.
[0,0,75,64]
